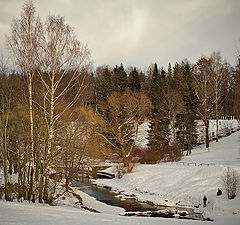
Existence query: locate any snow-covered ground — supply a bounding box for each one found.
[96,131,240,224]
[0,200,208,225]
[135,119,240,148]
[0,121,240,225]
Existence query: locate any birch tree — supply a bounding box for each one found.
[36,15,91,202]
[164,89,184,143]
[209,52,228,142]
[193,57,214,148]
[8,0,42,202]
[0,75,11,200]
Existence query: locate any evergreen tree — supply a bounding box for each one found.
[172,63,182,90]
[167,63,174,88]
[97,67,114,101]
[128,67,141,91]
[177,63,199,155]
[139,71,146,91]
[113,63,128,93]
[96,67,115,117]
[148,63,169,150]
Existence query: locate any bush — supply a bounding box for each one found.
[131,142,183,164]
[165,142,183,162]
[116,161,135,178]
[132,147,165,164]
[222,166,239,199]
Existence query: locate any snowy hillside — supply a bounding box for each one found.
[135,119,239,148]
[0,129,240,225]
[96,131,240,224]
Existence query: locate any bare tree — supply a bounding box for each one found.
[193,57,214,148]
[36,15,91,202]
[222,166,239,199]
[8,0,42,202]
[209,52,228,142]
[55,106,108,191]
[101,88,151,168]
[0,51,10,75]
[163,89,184,143]
[234,55,240,123]
[0,75,12,201]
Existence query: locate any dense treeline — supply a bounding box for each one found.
[0,1,240,203]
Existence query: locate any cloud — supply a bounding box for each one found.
[0,0,240,69]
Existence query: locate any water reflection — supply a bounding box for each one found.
[72,177,204,221]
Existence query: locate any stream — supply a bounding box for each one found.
[72,178,206,221]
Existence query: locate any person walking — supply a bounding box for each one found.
[217,188,222,196]
[203,195,207,207]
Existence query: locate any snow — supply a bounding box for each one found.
[96,131,240,224]
[0,120,240,225]
[73,188,124,215]
[135,119,240,148]
[0,200,209,225]
[135,120,150,148]
[197,119,239,143]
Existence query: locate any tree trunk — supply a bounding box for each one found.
[28,70,36,203]
[216,97,219,142]
[65,150,69,191]
[2,114,10,201]
[2,128,9,200]
[35,135,40,182]
[186,127,192,156]
[65,177,70,192]
[121,148,129,168]
[205,120,209,149]
[29,167,35,202]
[188,135,192,156]
[43,75,55,202]
[39,163,44,203]
[43,171,49,203]
[39,175,43,203]
[123,156,129,168]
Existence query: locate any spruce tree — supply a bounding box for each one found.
[97,67,114,101]
[167,62,174,88]
[128,67,141,91]
[178,63,199,155]
[172,63,182,90]
[113,63,128,93]
[96,67,115,117]
[148,63,169,150]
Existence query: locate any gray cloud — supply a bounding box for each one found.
[0,0,240,69]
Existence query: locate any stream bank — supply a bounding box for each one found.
[72,178,208,221]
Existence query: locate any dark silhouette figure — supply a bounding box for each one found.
[217,188,222,196]
[203,195,207,207]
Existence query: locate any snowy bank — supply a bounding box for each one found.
[96,131,240,223]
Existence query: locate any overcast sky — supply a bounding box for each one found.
[0,0,240,69]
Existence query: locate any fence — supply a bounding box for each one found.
[171,161,215,167]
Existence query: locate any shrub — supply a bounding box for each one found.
[165,142,184,162]
[131,142,183,164]
[133,147,165,164]
[116,161,135,178]
[222,166,239,199]
[127,162,135,173]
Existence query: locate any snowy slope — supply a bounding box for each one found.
[135,119,239,148]
[0,200,210,225]
[96,131,240,223]
[0,123,239,225]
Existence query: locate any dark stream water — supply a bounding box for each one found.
[72,178,205,221]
